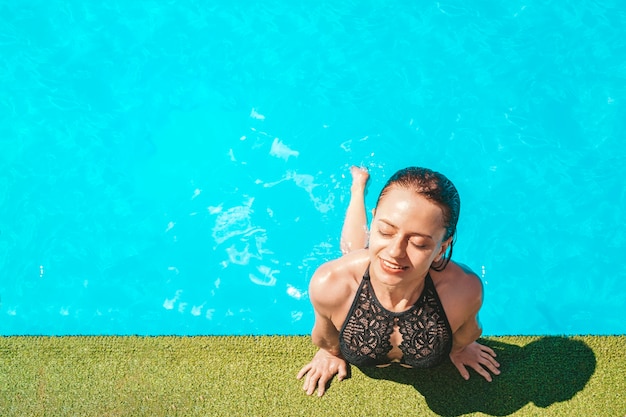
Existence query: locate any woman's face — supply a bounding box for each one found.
[368,186,450,285]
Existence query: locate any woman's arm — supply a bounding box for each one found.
[297,313,349,396]
[448,272,500,381]
[449,316,500,381]
[339,166,370,254]
[296,262,351,396]
[310,310,342,356]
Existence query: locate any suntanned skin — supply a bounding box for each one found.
[297,167,500,397]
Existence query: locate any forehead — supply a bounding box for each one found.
[376,187,445,235]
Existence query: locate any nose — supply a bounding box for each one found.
[387,235,407,258]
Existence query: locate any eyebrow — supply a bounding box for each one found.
[377,219,434,241]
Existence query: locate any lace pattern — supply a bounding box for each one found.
[339,268,452,368]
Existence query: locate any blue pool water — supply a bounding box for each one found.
[1,1,625,336]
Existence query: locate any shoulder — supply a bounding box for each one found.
[434,261,482,291]
[432,261,483,312]
[308,250,369,315]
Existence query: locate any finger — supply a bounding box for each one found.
[480,350,501,367]
[480,355,501,375]
[302,374,309,393]
[480,350,500,364]
[486,354,501,367]
[452,361,470,380]
[486,362,501,376]
[479,345,497,357]
[297,364,312,380]
[317,373,333,397]
[472,363,493,382]
[492,357,501,368]
[337,363,348,381]
[303,371,313,393]
[317,377,326,397]
[305,373,319,396]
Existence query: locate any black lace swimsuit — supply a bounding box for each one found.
[339,267,453,368]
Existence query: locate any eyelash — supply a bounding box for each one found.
[378,230,426,249]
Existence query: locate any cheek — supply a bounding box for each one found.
[367,237,383,253]
[416,245,445,263]
[400,247,431,264]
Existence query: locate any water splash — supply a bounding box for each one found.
[163,290,182,310]
[262,171,335,213]
[286,284,304,300]
[249,265,278,286]
[191,304,204,316]
[270,138,299,160]
[250,108,266,120]
[226,243,254,265]
[212,198,255,245]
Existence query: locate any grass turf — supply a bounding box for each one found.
[0,336,624,416]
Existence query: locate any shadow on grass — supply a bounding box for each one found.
[359,337,596,417]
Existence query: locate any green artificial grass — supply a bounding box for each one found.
[0,336,624,417]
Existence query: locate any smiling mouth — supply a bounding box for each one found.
[381,258,408,271]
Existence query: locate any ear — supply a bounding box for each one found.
[435,236,453,262]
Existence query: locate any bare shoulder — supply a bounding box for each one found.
[432,261,484,332]
[432,261,483,304]
[308,250,369,314]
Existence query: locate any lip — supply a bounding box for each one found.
[379,257,409,274]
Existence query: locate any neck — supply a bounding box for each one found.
[370,272,427,312]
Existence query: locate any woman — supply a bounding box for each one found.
[297,166,500,397]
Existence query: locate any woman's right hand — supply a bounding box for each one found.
[296,348,348,397]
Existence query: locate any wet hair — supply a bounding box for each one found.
[375,167,460,271]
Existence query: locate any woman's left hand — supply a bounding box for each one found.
[449,341,501,381]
